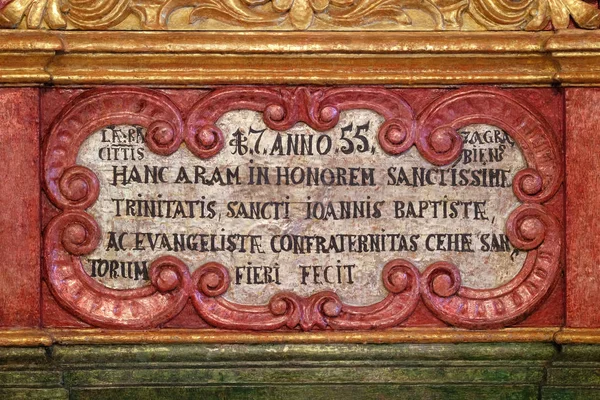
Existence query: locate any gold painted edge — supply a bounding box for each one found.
[47,328,559,345]
[5,326,600,346]
[555,329,600,344]
[0,30,559,54]
[0,29,597,54]
[54,31,551,54]
[0,330,53,347]
[1,30,600,86]
[0,328,560,346]
[44,53,557,86]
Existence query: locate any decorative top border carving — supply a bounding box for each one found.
[1,0,598,30]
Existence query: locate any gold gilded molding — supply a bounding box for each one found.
[0,330,53,347]
[15,327,600,346]
[47,328,559,345]
[555,329,600,344]
[0,328,558,346]
[12,327,600,346]
[0,0,598,30]
[3,30,600,86]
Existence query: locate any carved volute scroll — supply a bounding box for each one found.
[1,0,598,30]
[42,86,563,330]
[416,88,563,329]
[43,88,191,328]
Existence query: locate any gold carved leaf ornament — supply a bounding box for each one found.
[195,0,600,29]
[0,0,131,29]
[468,0,600,30]
[0,0,599,31]
[184,0,420,30]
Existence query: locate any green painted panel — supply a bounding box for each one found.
[0,347,49,365]
[3,341,600,399]
[0,388,68,400]
[0,370,62,387]
[542,386,600,400]
[554,345,600,363]
[53,343,555,365]
[70,384,538,400]
[548,367,600,385]
[63,365,543,386]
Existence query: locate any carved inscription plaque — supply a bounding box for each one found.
[78,118,526,304]
[43,87,563,330]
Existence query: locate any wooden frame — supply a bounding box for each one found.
[1,0,600,346]
[1,30,600,86]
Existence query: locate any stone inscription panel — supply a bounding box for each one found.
[77,110,526,306]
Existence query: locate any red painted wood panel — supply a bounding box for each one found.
[566,88,600,327]
[39,87,565,329]
[0,89,40,327]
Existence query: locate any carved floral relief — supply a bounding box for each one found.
[1,0,598,30]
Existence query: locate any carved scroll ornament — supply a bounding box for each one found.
[42,86,563,330]
[416,88,563,329]
[1,0,598,30]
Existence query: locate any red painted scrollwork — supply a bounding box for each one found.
[328,260,421,330]
[416,87,563,202]
[417,88,563,329]
[185,86,416,158]
[43,86,422,329]
[44,214,191,328]
[420,205,561,329]
[42,86,563,330]
[43,88,189,328]
[43,88,184,209]
[189,259,420,331]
